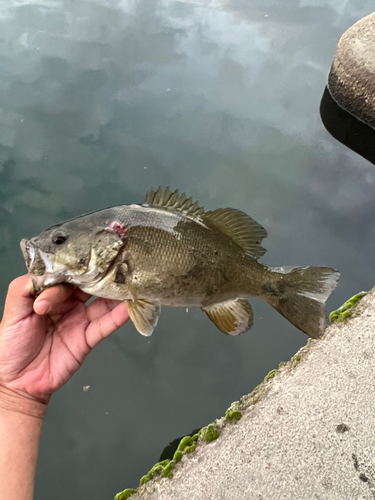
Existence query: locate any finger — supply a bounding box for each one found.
[87,297,123,322]
[34,283,75,315]
[47,298,84,318]
[46,289,92,316]
[85,301,129,349]
[71,287,92,303]
[2,275,35,322]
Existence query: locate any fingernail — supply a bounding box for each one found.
[25,279,34,295]
[35,300,50,315]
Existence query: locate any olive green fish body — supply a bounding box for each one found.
[110,211,265,306]
[20,187,340,339]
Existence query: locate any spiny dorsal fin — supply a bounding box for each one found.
[202,299,254,335]
[203,208,267,259]
[144,186,205,218]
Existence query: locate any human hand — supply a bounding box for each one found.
[0,275,129,415]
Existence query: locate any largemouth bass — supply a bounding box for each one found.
[20,187,340,339]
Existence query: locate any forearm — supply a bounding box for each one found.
[0,388,47,500]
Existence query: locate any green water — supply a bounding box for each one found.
[0,1,374,498]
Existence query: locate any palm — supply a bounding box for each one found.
[2,301,90,399]
[0,277,129,402]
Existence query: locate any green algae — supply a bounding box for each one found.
[225,409,242,423]
[114,489,137,500]
[278,361,286,368]
[173,450,183,463]
[329,292,367,324]
[225,401,242,423]
[264,369,276,382]
[184,442,198,454]
[162,461,174,479]
[289,353,302,369]
[178,433,199,453]
[139,459,170,487]
[201,424,220,442]
[116,459,176,498]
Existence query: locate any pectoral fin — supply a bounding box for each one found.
[126,299,161,337]
[202,299,254,335]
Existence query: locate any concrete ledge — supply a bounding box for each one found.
[116,289,375,499]
[328,12,375,128]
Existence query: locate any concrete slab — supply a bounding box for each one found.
[116,289,375,499]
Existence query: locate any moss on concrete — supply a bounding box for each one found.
[139,460,170,487]
[329,292,367,323]
[185,443,198,454]
[291,354,302,368]
[114,489,137,500]
[264,369,276,382]
[162,461,175,479]
[173,450,183,463]
[115,430,206,497]
[225,402,242,423]
[178,434,199,452]
[226,409,242,423]
[201,424,220,442]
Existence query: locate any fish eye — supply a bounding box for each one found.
[52,232,68,245]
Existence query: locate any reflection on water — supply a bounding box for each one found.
[0,1,374,498]
[0,157,48,255]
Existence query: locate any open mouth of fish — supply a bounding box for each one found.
[21,239,51,275]
[20,239,69,294]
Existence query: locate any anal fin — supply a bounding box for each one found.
[126,299,161,337]
[202,299,254,335]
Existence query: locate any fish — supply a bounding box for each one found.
[20,187,340,339]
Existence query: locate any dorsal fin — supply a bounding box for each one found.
[144,186,205,217]
[203,208,267,259]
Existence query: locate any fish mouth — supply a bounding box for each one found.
[20,239,34,271]
[20,239,62,294]
[20,239,52,276]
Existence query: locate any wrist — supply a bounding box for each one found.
[0,385,48,420]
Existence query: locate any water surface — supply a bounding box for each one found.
[0,1,374,498]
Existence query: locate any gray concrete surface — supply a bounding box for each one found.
[328,12,375,129]
[120,290,375,499]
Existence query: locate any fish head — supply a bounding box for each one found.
[20,212,128,295]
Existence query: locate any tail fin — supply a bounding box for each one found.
[266,266,340,338]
